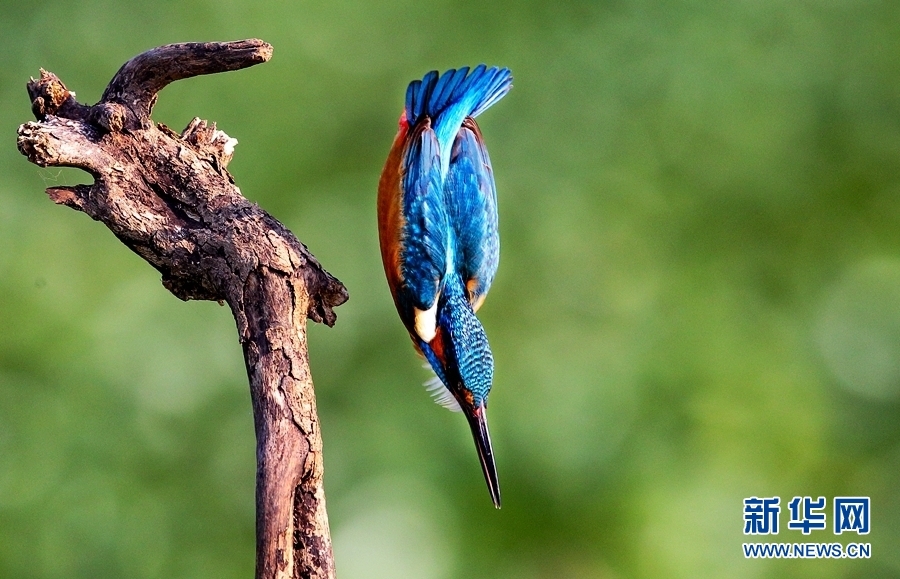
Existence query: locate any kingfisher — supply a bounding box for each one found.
[377,65,512,508]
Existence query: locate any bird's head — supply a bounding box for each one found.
[421,286,500,508]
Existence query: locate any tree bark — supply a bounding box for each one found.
[16,40,346,579]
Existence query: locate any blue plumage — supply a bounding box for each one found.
[378,65,512,508]
[436,274,494,405]
[445,120,499,305]
[400,123,447,312]
[405,65,512,175]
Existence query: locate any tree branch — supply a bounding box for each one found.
[17,40,346,579]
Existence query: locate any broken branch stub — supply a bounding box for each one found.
[16,40,345,579]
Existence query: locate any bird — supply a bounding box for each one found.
[377,65,512,508]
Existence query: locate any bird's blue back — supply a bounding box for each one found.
[398,65,511,324]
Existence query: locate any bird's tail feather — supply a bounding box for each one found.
[405,65,512,127]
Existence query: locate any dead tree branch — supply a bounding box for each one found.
[16,40,347,579]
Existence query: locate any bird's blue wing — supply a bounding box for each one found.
[398,120,448,323]
[399,66,510,320]
[444,118,499,309]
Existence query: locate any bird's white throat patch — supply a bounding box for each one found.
[413,302,439,342]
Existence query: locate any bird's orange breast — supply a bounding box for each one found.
[377,119,409,313]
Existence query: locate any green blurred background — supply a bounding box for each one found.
[2,1,899,577]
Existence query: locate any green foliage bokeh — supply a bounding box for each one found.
[2,1,899,577]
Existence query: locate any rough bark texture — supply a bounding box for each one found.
[16,40,346,579]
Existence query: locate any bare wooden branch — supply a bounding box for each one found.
[17,40,345,579]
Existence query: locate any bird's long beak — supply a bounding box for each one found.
[465,402,501,508]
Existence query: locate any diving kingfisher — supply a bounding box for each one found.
[377,65,512,508]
